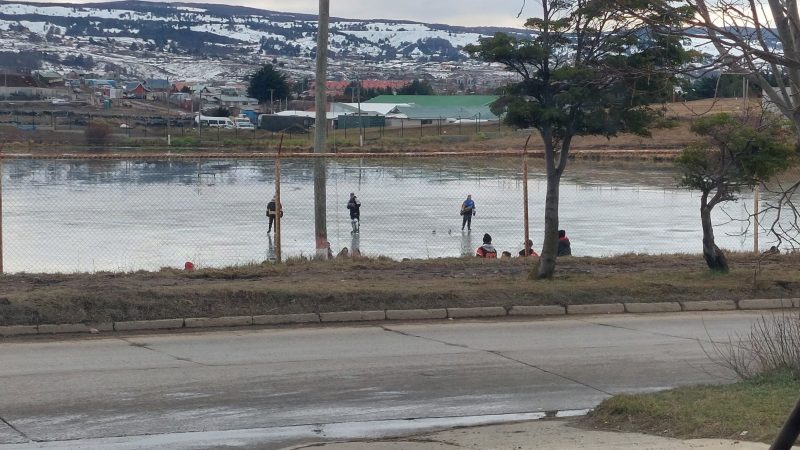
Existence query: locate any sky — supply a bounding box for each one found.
[36,0,532,28]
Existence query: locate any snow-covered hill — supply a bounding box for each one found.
[0,0,530,82]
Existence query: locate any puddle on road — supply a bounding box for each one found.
[1,409,591,449]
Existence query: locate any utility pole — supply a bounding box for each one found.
[313,0,330,258]
[269,88,274,113]
[357,77,363,147]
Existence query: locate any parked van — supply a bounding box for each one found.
[195,115,235,129]
[234,115,255,130]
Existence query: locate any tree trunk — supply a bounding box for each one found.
[537,167,562,278]
[701,203,729,272]
[536,129,565,279]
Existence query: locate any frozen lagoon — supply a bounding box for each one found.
[1,157,765,273]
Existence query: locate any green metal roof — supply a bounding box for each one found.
[394,105,498,120]
[365,95,499,108]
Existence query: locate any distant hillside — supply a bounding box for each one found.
[0,1,533,62]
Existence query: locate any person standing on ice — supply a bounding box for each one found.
[347,193,361,234]
[460,194,475,231]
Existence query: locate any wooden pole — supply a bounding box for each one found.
[754,184,760,254]
[313,0,330,258]
[523,136,532,257]
[0,156,3,274]
[275,135,283,263]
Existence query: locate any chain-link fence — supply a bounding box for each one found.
[0,153,770,273]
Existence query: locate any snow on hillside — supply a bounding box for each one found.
[0,1,522,85]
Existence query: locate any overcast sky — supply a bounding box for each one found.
[41,0,533,28]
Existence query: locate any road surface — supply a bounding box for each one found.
[0,311,761,449]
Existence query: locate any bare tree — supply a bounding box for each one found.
[620,0,800,250]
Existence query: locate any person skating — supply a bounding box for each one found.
[266,196,283,233]
[460,194,476,231]
[476,233,498,258]
[347,193,361,234]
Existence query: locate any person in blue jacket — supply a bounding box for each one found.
[460,194,476,231]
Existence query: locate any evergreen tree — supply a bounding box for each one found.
[467,0,690,278]
[247,64,289,104]
[398,79,434,95]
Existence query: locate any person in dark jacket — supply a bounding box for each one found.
[460,194,476,231]
[347,193,361,234]
[266,197,283,233]
[476,233,497,258]
[519,239,539,257]
[558,229,572,256]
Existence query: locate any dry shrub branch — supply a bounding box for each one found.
[705,311,800,380]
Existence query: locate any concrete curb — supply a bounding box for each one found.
[509,305,566,316]
[185,316,253,329]
[254,313,320,325]
[37,323,92,334]
[320,310,386,322]
[624,302,682,313]
[2,299,800,337]
[567,303,625,315]
[738,298,794,310]
[0,325,38,336]
[114,318,185,332]
[386,309,448,320]
[447,307,507,319]
[681,300,737,312]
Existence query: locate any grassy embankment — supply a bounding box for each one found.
[1,252,799,326]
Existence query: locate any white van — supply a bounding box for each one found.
[195,115,235,129]
[234,116,255,130]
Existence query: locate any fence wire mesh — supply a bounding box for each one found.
[0,154,771,273]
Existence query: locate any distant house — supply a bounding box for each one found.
[172,81,187,92]
[86,79,117,88]
[145,79,171,92]
[124,82,149,99]
[209,94,259,108]
[35,70,64,86]
[0,74,59,98]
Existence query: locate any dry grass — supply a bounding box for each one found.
[1,252,799,326]
[584,370,799,444]
[1,99,747,157]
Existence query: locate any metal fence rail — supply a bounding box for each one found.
[0,152,767,273]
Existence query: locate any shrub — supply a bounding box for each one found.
[84,122,111,146]
[705,311,800,380]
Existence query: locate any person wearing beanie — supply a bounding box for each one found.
[476,233,497,258]
[266,196,283,233]
[519,239,539,257]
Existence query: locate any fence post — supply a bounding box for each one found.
[275,136,283,263]
[754,184,760,254]
[523,136,532,257]
[0,156,3,274]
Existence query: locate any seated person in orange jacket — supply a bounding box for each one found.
[476,233,498,258]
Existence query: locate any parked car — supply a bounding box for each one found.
[146,118,168,127]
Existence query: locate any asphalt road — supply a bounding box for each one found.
[0,311,763,449]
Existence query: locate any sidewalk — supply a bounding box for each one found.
[298,419,767,450]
